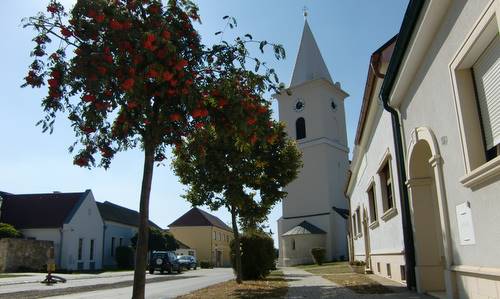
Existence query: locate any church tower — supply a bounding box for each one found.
[277,19,349,266]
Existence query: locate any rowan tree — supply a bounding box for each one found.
[172,68,302,283]
[23,1,204,297]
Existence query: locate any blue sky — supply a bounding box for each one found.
[0,1,408,245]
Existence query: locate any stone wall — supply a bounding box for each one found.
[0,238,53,272]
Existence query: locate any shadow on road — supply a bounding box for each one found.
[0,275,199,299]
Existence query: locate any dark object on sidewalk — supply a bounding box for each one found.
[41,246,66,284]
[41,273,66,285]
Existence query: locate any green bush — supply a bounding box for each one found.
[199,261,213,269]
[0,223,22,239]
[350,260,366,266]
[115,246,134,269]
[230,231,275,280]
[311,248,326,265]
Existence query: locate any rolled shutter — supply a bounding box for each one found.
[473,35,500,150]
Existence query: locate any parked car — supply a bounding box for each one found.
[149,251,182,274]
[177,255,197,270]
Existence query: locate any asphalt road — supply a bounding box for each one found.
[0,268,234,299]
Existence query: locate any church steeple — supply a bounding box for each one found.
[290,20,333,87]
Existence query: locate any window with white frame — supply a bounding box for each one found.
[472,34,500,161]
[78,238,84,261]
[450,5,500,188]
[352,213,357,236]
[367,184,378,224]
[356,207,361,236]
[379,161,394,213]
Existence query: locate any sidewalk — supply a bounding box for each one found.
[282,267,434,298]
[0,271,136,286]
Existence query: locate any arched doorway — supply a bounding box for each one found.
[407,127,452,296]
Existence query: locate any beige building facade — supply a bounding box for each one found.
[169,208,233,267]
[346,36,408,284]
[350,0,500,298]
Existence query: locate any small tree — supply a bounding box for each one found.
[115,246,134,269]
[311,248,326,265]
[0,223,22,239]
[231,230,275,280]
[131,227,179,253]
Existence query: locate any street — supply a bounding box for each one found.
[0,268,234,299]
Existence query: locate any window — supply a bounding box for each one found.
[296,117,306,140]
[291,239,296,250]
[367,184,377,223]
[473,35,500,161]
[450,7,500,188]
[377,262,381,273]
[90,239,94,261]
[379,161,394,213]
[119,238,123,246]
[400,265,406,281]
[213,231,216,240]
[386,263,392,278]
[356,207,361,236]
[111,237,115,256]
[78,238,83,261]
[219,232,221,241]
[352,214,357,236]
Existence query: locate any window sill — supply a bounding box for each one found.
[381,208,397,222]
[369,220,379,230]
[460,156,500,189]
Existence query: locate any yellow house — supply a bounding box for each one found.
[169,207,233,267]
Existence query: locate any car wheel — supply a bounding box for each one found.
[149,268,154,274]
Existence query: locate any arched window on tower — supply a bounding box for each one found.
[296,117,306,140]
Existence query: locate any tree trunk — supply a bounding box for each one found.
[230,206,243,284]
[132,146,155,299]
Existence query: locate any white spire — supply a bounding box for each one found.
[290,20,333,87]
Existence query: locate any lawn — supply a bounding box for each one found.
[176,271,288,299]
[298,262,392,294]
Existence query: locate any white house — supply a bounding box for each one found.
[346,36,409,283]
[277,19,350,266]
[0,190,104,271]
[362,0,500,298]
[97,201,162,268]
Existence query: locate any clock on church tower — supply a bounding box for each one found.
[276,19,350,267]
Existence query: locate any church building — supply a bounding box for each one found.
[277,19,350,266]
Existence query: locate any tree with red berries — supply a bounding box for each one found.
[172,64,302,282]
[23,0,295,296]
[23,0,205,297]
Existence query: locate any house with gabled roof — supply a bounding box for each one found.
[97,201,162,268]
[169,207,233,267]
[0,190,103,271]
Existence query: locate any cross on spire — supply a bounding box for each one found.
[302,6,308,19]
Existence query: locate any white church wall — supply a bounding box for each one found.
[277,19,349,266]
[282,234,326,266]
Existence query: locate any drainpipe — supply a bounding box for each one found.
[378,0,425,290]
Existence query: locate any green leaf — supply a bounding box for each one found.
[259,41,267,53]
